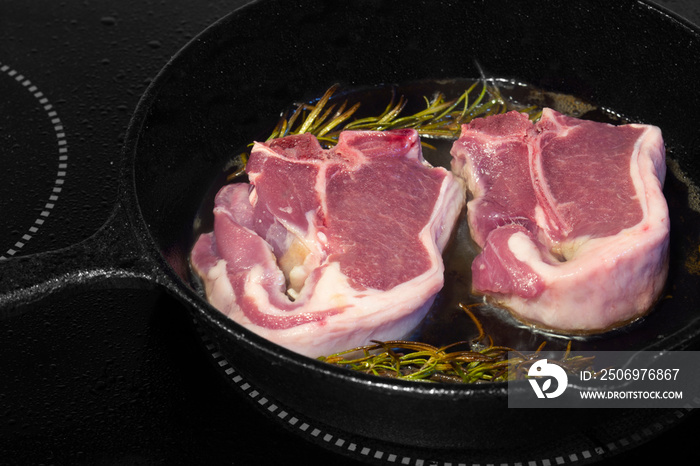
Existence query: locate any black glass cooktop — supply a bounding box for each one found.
[1,1,699,464]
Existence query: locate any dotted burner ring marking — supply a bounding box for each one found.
[0,61,68,260]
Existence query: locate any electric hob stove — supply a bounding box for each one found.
[2,1,699,464]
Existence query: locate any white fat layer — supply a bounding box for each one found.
[533,205,547,232]
[248,187,258,207]
[430,172,466,250]
[508,232,549,272]
[205,259,236,316]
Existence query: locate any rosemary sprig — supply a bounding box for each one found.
[318,303,595,384]
[269,81,541,145]
[227,81,541,180]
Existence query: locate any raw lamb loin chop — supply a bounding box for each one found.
[191,129,465,357]
[450,108,669,333]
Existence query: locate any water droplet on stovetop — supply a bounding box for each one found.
[100,16,116,26]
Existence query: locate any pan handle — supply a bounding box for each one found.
[0,202,168,313]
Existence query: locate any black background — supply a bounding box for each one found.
[1,1,699,464]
